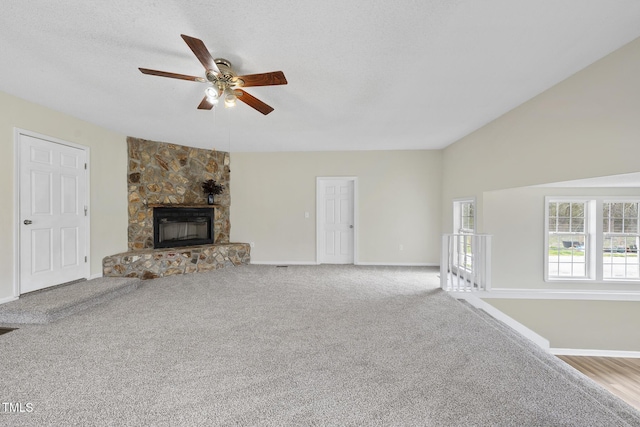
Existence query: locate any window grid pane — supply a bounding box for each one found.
[459,202,474,234]
[603,202,640,279]
[548,200,587,279]
[457,202,475,271]
[454,201,476,273]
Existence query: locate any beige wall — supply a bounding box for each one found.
[230,150,442,264]
[487,299,640,352]
[0,91,128,301]
[442,37,640,351]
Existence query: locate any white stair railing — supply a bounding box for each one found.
[441,234,492,292]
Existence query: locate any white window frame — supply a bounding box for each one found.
[544,196,640,283]
[453,198,476,273]
[602,200,640,280]
[544,198,594,281]
[453,198,476,235]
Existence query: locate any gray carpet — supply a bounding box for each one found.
[0,277,140,324]
[0,265,638,426]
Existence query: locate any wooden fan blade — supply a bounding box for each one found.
[180,34,220,74]
[139,68,205,82]
[197,96,215,110]
[237,71,287,87]
[235,89,274,115]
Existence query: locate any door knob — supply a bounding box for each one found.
[23,219,32,225]
[349,225,354,229]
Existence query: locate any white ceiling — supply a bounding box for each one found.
[1,1,639,152]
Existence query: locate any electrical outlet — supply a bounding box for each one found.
[304,211,310,219]
[399,244,404,251]
[250,242,255,248]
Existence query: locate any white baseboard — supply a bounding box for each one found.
[0,295,19,305]
[550,348,640,358]
[249,261,437,267]
[453,292,551,350]
[250,261,318,266]
[89,273,103,280]
[355,262,437,267]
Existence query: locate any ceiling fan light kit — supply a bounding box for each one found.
[139,35,287,115]
[204,86,221,103]
[224,88,237,108]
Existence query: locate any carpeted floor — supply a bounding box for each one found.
[0,276,138,324]
[1,265,639,426]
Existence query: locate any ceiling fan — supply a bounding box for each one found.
[139,34,287,115]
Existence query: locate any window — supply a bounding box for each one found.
[453,199,475,271]
[603,202,640,279]
[545,197,640,282]
[457,201,475,235]
[547,201,588,278]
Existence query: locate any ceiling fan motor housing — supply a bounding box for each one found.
[206,58,240,93]
[215,59,237,80]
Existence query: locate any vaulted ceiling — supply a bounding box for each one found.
[2,1,639,152]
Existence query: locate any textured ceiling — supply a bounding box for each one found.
[1,1,639,152]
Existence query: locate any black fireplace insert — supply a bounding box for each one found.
[153,207,214,249]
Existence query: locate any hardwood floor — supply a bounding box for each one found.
[558,355,640,411]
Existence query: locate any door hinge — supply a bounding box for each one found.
[84,163,87,170]
[84,206,88,216]
[84,256,87,263]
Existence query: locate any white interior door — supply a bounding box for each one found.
[318,178,355,264]
[19,133,88,294]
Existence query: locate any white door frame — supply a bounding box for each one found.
[316,177,358,265]
[13,128,91,297]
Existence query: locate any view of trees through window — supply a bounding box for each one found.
[603,202,639,279]
[546,199,640,280]
[454,200,475,271]
[459,202,474,234]
[547,201,587,278]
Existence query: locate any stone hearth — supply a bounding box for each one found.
[103,243,250,280]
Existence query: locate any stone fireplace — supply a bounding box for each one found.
[126,136,231,249]
[102,137,250,279]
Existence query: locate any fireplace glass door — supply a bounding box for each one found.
[153,207,214,248]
